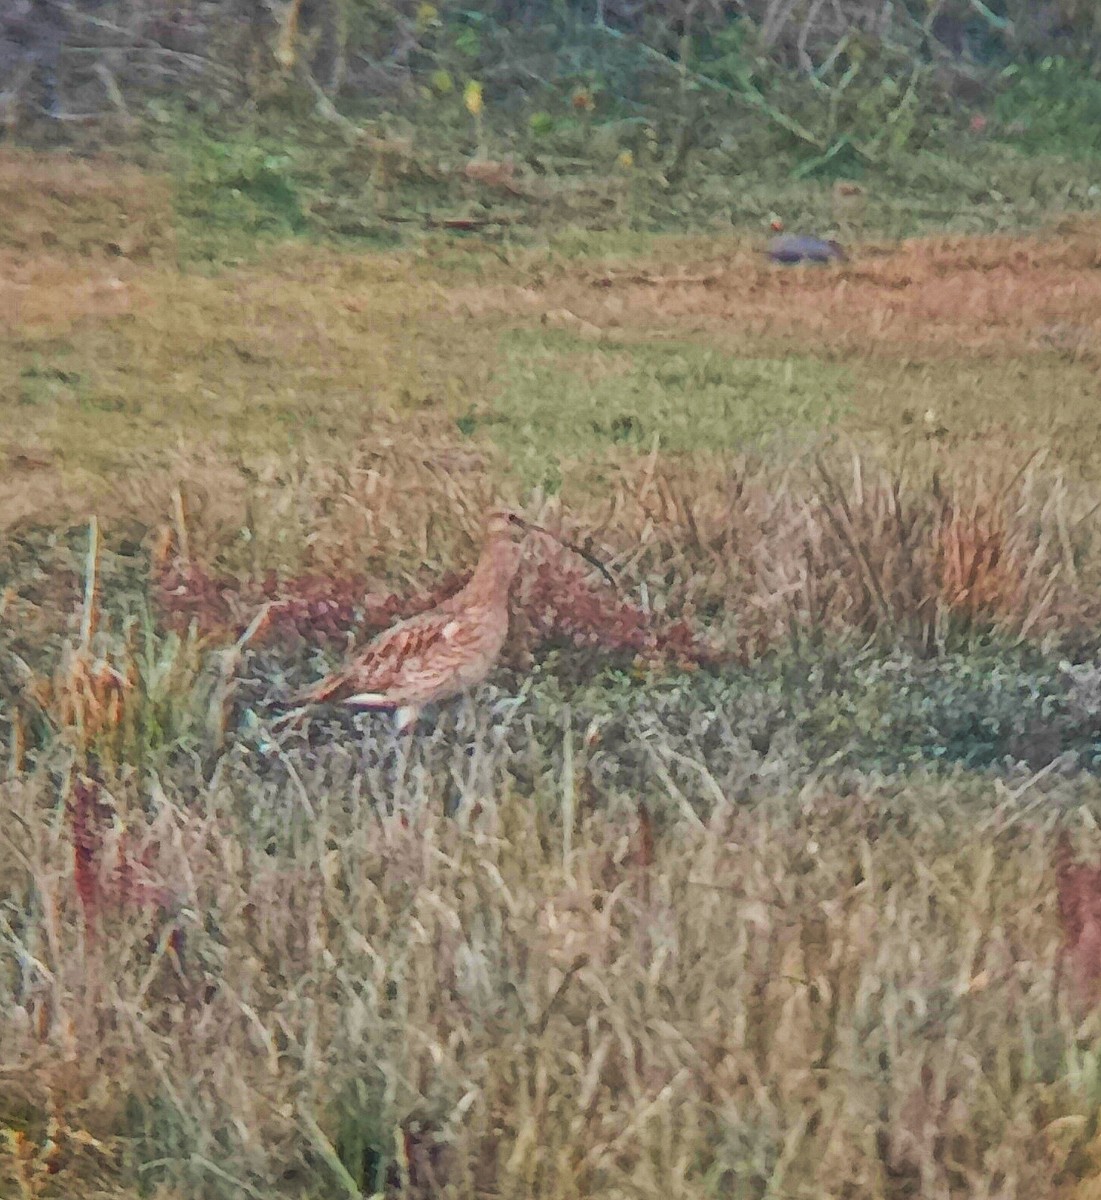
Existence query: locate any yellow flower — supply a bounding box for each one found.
[464,81,484,118]
[415,3,439,32]
[616,149,634,169]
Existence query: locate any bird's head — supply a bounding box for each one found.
[485,506,530,541]
[485,506,617,588]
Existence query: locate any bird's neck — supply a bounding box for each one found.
[460,536,520,609]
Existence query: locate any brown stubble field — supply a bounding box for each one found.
[6,147,1101,1199]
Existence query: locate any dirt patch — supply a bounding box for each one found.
[0,250,141,331]
[0,149,172,332]
[0,147,176,259]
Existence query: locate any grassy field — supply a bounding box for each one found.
[5,139,1101,1199]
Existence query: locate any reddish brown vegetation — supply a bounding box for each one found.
[33,653,132,750]
[936,502,1015,624]
[513,551,719,667]
[631,806,656,903]
[153,544,720,671]
[799,461,1082,646]
[1054,831,1101,1009]
[67,775,179,943]
[68,776,112,929]
[155,559,467,647]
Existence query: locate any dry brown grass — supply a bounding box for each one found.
[3,225,1098,657]
[3,761,1100,1200]
[0,254,141,334]
[0,149,176,261]
[8,152,1101,1200]
[452,221,1101,359]
[3,152,1101,541]
[6,434,1100,674]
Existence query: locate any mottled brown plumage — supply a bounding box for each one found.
[295,509,527,733]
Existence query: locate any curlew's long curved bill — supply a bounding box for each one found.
[507,514,617,589]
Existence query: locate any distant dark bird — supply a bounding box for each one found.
[767,234,848,265]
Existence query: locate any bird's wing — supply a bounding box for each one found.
[296,610,465,704]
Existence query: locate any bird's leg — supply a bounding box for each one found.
[391,734,410,812]
[389,706,419,814]
[394,706,420,736]
[456,692,478,742]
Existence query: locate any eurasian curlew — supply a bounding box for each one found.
[291,508,611,734]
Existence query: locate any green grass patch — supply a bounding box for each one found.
[848,353,1101,476]
[470,330,852,482]
[138,89,1101,267]
[994,57,1101,158]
